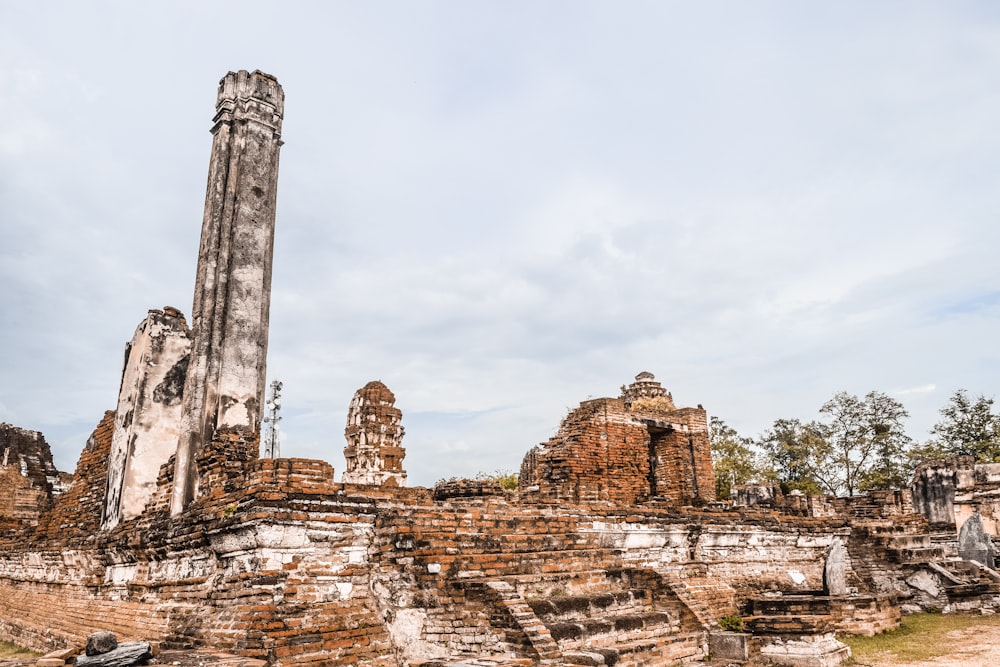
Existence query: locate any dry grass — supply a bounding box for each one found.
[841,612,1000,664]
[0,641,39,660]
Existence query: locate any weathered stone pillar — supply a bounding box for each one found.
[103,307,191,529]
[171,70,284,515]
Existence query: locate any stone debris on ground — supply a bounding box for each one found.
[84,634,117,658]
[75,643,152,667]
[0,632,265,667]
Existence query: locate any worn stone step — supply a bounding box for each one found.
[547,611,676,643]
[750,596,832,616]
[528,590,651,620]
[944,582,1000,597]
[611,631,706,661]
[890,546,946,563]
[744,613,834,635]
[561,648,621,666]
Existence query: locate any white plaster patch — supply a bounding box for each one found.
[796,535,835,548]
[60,551,94,568]
[254,524,310,549]
[387,608,447,662]
[104,564,138,586]
[623,528,668,549]
[427,563,441,574]
[787,570,807,585]
[210,524,310,557]
[335,582,353,599]
[147,554,214,581]
[700,530,745,548]
[759,633,851,666]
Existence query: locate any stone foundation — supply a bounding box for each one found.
[0,413,859,666]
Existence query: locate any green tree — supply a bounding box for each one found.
[819,390,912,495]
[926,390,1000,462]
[859,391,912,490]
[709,417,760,499]
[758,418,833,495]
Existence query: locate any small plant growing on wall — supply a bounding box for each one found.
[475,469,519,491]
[719,615,744,632]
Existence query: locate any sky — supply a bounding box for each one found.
[2,1,1000,486]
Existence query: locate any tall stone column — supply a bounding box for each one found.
[171,70,284,515]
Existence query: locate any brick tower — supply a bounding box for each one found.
[171,70,285,515]
[342,381,407,487]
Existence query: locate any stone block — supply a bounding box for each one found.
[759,633,851,667]
[76,642,152,667]
[85,632,118,656]
[708,631,749,660]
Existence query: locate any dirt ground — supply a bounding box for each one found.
[5,630,1000,667]
[853,622,1000,667]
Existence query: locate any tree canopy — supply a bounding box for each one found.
[709,416,759,499]
[923,390,1000,463]
[819,390,911,495]
[712,388,920,498]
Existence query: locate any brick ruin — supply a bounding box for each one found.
[343,381,407,487]
[2,70,999,667]
[519,372,713,506]
[0,424,70,530]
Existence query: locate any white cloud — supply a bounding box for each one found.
[2,2,999,481]
[893,385,937,397]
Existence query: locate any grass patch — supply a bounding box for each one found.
[841,612,1000,663]
[0,640,40,659]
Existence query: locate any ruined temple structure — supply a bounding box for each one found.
[342,381,407,487]
[7,69,1000,667]
[0,424,69,530]
[520,372,713,506]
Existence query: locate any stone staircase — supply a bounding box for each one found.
[927,559,1000,599]
[850,520,944,564]
[657,564,739,630]
[464,568,707,666]
[885,533,946,564]
[464,580,562,663]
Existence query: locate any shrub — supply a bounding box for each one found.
[719,615,744,632]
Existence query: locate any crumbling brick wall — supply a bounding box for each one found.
[0,423,65,527]
[0,467,48,529]
[31,412,114,542]
[0,433,396,665]
[520,398,651,505]
[519,374,715,506]
[0,420,854,667]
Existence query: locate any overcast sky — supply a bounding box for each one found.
[2,2,999,486]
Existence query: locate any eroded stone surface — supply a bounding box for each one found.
[759,633,851,667]
[342,381,406,487]
[519,372,714,505]
[0,424,65,528]
[85,631,118,656]
[102,308,191,529]
[76,642,151,667]
[172,70,285,515]
[823,540,848,596]
[959,512,995,567]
